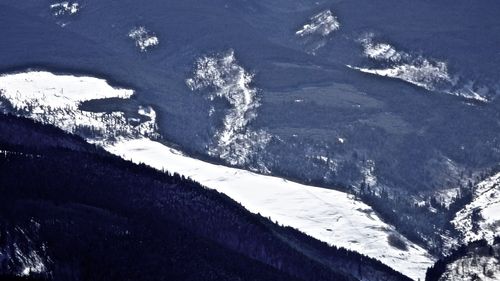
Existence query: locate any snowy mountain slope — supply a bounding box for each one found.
[453,172,500,244]
[106,138,434,281]
[1,113,415,281]
[0,70,434,280]
[2,1,500,258]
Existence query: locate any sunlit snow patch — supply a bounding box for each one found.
[362,41,404,62]
[453,172,500,244]
[0,70,435,280]
[348,61,452,92]
[296,10,340,37]
[296,10,340,54]
[50,2,80,16]
[0,71,158,144]
[186,50,271,169]
[128,26,159,52]
[349,34,490,102]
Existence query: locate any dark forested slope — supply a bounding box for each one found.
[0,114,410,281]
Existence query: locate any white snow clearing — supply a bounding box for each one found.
[453,172,500,244]
[0,71,435,280]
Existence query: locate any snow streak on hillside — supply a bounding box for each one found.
[349,34,490,102]
[453,172,500,243]
[186,51,271,169]
[0,71,435,280]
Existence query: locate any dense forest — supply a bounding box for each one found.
[0,114,410,281]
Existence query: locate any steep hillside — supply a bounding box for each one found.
[0,71,435,280]
[1,1,500,258]
[0,113,410,281]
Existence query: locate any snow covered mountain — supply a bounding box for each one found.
[0,70,434,280]
[1,0,500,280]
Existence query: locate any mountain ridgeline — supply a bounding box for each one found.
[0,113,410,281]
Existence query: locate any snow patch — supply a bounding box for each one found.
[50,2,80,16]
[296,10,340,54]
[363,42,403,62]
[349,34,490,102]
[453,172,500,244]
[296,10,340,37]
[128,26,159,52]
[0,71,158,144]
[186,50,271,169]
